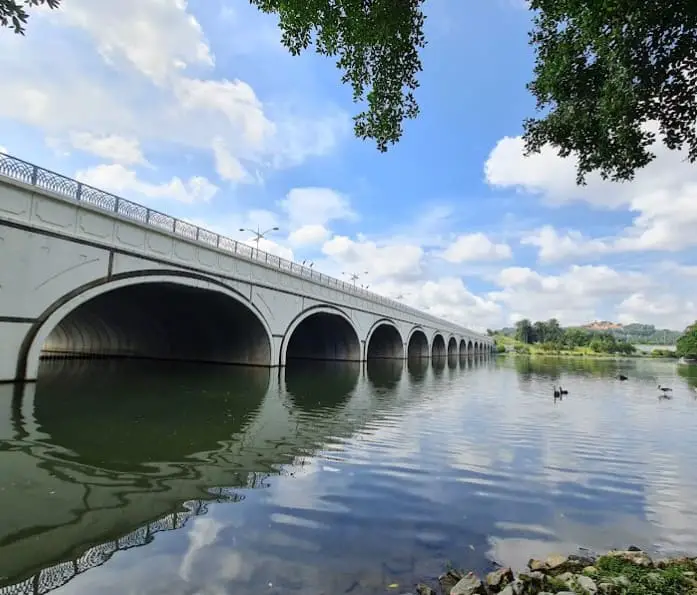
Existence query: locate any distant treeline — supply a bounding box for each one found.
[490,321,680,345]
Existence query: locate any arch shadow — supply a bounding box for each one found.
[34,359,270,471]
[407,328,429,359]
[284,360,359,412]
[366,358,404,391]
[407,357,429,383]
[366,320,404,360]
[447,336,458,358]
[281,306,361,365]
[18,272,274,381]
[432,333,446,359]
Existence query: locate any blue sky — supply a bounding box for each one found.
[1,0,695,331]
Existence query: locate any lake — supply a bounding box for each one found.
[1,355,696,594]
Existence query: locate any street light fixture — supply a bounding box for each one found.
[342,270,369,286]
[239,225,280,257]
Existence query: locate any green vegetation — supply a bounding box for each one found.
[0,0,58,34]
[503,318,637,356]
[497,322,679,346]
[677,321,697,360]
[7,0,697,185]
[591,556,697,595]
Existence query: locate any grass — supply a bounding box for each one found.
[551,556,697,595]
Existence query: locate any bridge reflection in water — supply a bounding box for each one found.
[0,355,489,595]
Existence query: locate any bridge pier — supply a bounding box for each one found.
[0,321,32,383]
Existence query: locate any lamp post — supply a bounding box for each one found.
[342,270,368,286]
[239,225,279,258]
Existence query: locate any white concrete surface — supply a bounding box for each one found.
[0,153,493,382]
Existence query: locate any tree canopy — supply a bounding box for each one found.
[676,322,697,359]
[5,0,697,185]
[0,0,58,34]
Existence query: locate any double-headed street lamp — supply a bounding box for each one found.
[342,270,368,286]
[239,225,279,257]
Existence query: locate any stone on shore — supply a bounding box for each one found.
[450,573,485,595]
[485,567,514,590]
[603,549,653,567]
[437,570,463,593]
[574,574,598,593]
[415,584,436,595]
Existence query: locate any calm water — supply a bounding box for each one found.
[1,356,697,594]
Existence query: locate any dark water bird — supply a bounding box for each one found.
[657,385,673,394]
[617,374,628,381]
[553,386,561,399]
[559,386,569,395]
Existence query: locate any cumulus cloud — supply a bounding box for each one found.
[66,132,147,165]
[441,232,512,262]
[489,265,652,326]
[287,224,330,246]
[485,128,697,259]
[279,187,356,229]
[0,0,347,189]
[76,163,218,204]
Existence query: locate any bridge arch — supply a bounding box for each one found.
[365,319,404,360]
[431,333,446,358]
[447,336,458,358]
[467,339,473,353]
[459,339,467,356]
[281,305,361,365]
[18,271,274,381]
[406,327,429,358]
[474,341,480,353]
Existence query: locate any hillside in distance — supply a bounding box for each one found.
[495,321,681,345]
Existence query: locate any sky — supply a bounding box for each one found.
[0,0,696,332]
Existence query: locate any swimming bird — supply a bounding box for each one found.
[553,386,561,399]
[617,374,628,381]
[559,386,569,395]
[657,385,673,394]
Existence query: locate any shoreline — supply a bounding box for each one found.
[407,548,697,594]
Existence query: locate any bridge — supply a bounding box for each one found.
[0,152,493,383]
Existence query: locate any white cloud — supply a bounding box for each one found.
[441,232,512,262]
[55,0,214,83]
[211,137,252,183]
[489,265,652,326]
[321,235,424,280]
[617,293,697,330]
[67,132,147,165]
[485,128,697,259]
[76,163,218,204]
[288,224,330,246]
[0,0,347,192]
[279,188,356,229]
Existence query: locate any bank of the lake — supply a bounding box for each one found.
[1,355,697,594]
[410,548,697,594]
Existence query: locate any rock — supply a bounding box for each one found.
[583,566,598,575]
[416,584,436,595]
[598,583,617,595]
[603,550,653,567]
[613,575,630,588]
[557,572,575,583]
[543,554,594,575]
[485,567,514,590]
[627,545,642,552]
[574,574,598,594]
[498,579,525,595]
[655,557,671,569]
[450,574,485,595]
[438,570,463,593]
[528,558,548,572]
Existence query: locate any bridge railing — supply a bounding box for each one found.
[0,152,487,342]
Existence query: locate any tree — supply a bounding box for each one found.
[249,0,426,153]
[545,318,562,343]
[563,327,590,348]
[515,319,533,344]
[676,322,697,359]
[0,0,59,34]
[523,0,697,184]
[532,320,546,344]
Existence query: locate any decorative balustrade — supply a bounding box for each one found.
[0,499,208,595]
[0,152,486,341]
